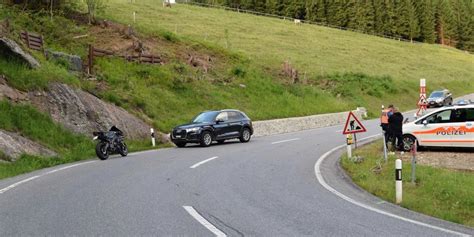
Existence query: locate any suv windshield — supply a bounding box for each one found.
[192,111,218,123]
[429,91,444,98]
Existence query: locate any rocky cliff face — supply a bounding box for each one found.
[1,78,168,143]
[29,83,153,140]
[0,129,57,161]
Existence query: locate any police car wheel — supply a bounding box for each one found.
[402,135,416,152]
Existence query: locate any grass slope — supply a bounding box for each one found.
[103,1,474,90]
[341,141,474,227]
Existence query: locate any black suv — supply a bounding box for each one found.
[170,110,253,147]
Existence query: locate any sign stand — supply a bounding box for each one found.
[416,78,427,117]
[342,111,366,157]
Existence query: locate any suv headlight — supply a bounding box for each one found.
[186,127,200,133]
[436,98,443,103]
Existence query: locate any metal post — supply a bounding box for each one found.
[395,159,402,204]
[354,133,358,149]
[383,131,388,163]
[411,142,417,184]
[150,128,156,147]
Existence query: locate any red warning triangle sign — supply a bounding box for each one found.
[343,111,367,134]
[418,94,428,106]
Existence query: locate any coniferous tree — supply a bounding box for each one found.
[416,0,436,43]
[434,0,455,45]
[397,0,419,42]
[451,0,472,50]
[326,0,348,27]
[347,0,375,33]
[285,0,306,19]
[306,0,326,23]
[373,0,385,33]
[381,0,398,37]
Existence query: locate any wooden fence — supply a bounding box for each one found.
[86,44,163,74]
[19,31,44,53]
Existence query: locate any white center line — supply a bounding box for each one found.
[271,138,301,145]
[183,206,226,237]
[190,156,219,169]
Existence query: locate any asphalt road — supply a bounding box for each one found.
[0,115,473,236]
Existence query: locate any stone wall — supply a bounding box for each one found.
[252,108,367,137]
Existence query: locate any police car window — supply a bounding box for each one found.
[450,109,467,123]
[426,110,452,124]
[466,108,474,122]
[216,112,229,121]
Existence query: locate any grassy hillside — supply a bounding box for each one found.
[104,1,473,80]
[103,1,474,107]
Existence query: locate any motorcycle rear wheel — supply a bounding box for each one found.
[95,142,109,160]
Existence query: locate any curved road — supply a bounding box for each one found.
[0,118,473,236]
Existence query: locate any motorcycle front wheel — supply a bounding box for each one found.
[95,142,109,160]
[119,142,128,157]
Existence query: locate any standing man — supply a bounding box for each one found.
[380,104,394,142]
[388,107,404,150]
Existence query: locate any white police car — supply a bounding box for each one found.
[402,104,474,151]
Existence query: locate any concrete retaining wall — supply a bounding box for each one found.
[253,108,367,137]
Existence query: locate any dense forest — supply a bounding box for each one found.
[190,0,474,51]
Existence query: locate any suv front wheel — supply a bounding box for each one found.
[200,131,213,147]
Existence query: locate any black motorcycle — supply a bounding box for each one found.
[93,126,128,160]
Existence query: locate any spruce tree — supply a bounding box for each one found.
[306,0,326,23]
[436,0,456,45]
[382,0,398,37]
[397,0,419,42]
[416,0,436,43]
[451,0,473,50]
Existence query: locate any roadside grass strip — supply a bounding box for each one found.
[315,135,470,236]
[340,141,474,229]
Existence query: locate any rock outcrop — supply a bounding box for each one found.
[28,83,159,141]
[0,75,28,102]
[0,37,40,68]
[46,50,83,72]
[0,129,57,161]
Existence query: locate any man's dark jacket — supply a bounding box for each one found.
[388,112,404,134]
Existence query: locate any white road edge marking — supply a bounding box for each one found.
[190,156,219,169]
[271,138,301,145]
[0,160,97,195]
[0,175,40,194]
[314,134,469,237]
[183,206,226,237]
[335,129,343,133]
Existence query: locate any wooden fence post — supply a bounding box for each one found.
[88,44,94,75]
[25,31,31,49]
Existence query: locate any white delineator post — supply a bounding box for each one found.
[133,11,136,23]
[150,128,156,147]
[395,159,402,204]
[346,134,352,158]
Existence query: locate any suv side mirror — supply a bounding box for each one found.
[216,119,224,124]
[422,120,428,126]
